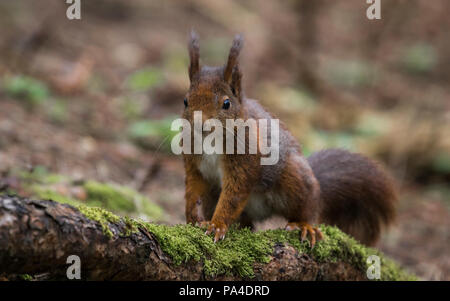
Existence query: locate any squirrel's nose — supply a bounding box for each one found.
[191,110,211,123]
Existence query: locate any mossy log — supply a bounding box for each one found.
[0,195,413,280]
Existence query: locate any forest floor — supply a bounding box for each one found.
[0,0,449,280]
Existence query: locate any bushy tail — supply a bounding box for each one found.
[307,149,397,246]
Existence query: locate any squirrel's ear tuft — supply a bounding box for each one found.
[230,65,243,99]
[188,30,200,82]
[224,34,243,84]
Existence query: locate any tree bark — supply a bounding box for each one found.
[0,195,366,280]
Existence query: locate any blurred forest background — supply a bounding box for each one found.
[0,0,449,280]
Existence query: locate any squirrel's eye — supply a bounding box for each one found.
[184,98,188,108]
[222,99,230,110]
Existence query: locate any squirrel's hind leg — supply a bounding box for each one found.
[285,222,323,248]
[278,152,323,247]
[200,186,221,221]
[236,212,255,230]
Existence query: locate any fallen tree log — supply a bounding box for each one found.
[0,195,414,280]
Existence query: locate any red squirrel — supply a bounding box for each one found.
[181,31,396,247]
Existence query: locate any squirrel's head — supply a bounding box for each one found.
[182,30,244,124]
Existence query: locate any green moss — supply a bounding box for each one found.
[402,43,437,74]
[0,189,17,196]
[76,204,121,238]
[18,168,164,221]
[16,168,412,280]
[83,181,163,220]
[18,166,68,185]
[46,98,68,124]
[137,224,272,277]
[31,186,80,207]
[122,216,141,236]
[126,67,164,92]
[127,117,178,151]
[74,205,415,280]
[19,274,33,281]
[2,75,49,106]
[324,59,376,89]
[304,226,415,281]
[83,181,136,213]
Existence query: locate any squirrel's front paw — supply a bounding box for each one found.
[186,210,204,225]
[196,220,210,228]
[285,222,323,248]
[200,221,228,243]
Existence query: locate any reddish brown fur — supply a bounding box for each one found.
[308,149,397,245]
[182,32,397,246]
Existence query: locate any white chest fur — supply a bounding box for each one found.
[198,154,282,222]
[198,154,223,185]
